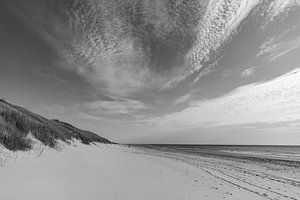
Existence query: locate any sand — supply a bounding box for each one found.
[0,142,299,200]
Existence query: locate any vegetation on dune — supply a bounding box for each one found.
[0,99,112,151]
[53,120,111,144]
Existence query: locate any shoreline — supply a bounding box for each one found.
[133,144,300,165]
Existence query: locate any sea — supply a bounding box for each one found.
[135,145,300,162]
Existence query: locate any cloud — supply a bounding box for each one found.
[173,94,192,105]
[36,99,147,123]
[240,67,256,78]
[262,0,300,27]
[169,0,261,85]
[257,36,300,62]
[34,67,70,84]
[83,98,147,115]
[7,0,268,98]
[191,60,218,85]
[222,66,256,78]
[155,68,300,130]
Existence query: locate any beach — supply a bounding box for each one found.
[0,143,299,200]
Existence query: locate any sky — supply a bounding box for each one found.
[1,0,300,144]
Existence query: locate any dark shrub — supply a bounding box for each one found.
[0,128,31,151]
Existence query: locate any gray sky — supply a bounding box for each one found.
[1,0,300,144]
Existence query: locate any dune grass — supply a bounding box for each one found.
[0,99,111,151]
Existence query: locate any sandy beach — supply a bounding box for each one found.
[1,1,300,200]
[1,142,299,200]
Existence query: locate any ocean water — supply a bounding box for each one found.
[137,145,300,162]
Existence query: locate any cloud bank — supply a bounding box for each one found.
[156,68,300,130]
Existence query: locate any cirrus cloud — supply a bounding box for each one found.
[6,0,269,98]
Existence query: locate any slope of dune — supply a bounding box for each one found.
[0,99,112,151]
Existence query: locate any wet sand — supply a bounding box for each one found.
[135,145,300,200]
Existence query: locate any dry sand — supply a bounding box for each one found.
[0,142,299,200]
